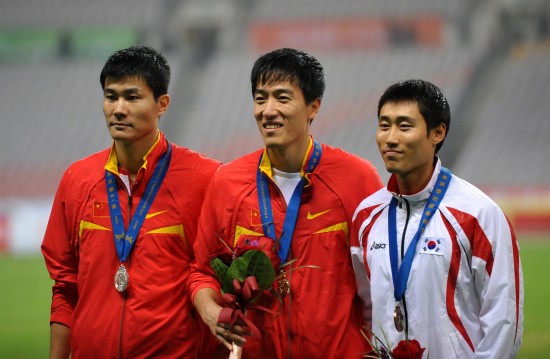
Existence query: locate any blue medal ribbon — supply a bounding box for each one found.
[106,142,172,263]
[256,140,322,264]
[388,167,452,301]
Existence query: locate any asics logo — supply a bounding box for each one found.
[370,242,387,251]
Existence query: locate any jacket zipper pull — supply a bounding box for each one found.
[398,195,403,209]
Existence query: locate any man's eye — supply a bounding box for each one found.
[278,96,290,102]
[128,95,139,101]
[105,94,116,101]
[254,96,266,104]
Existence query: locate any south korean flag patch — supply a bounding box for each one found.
[420,237,445,256]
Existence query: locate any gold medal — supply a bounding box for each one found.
[276,270,290,297]
[393,303,404,332]
[114,264,129,292]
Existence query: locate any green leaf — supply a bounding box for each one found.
[225,256,248,292]
[210,258,229,284]
[211,250,276,294]
[242,250,276,291]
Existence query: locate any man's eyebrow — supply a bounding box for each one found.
[104,87,140,94]
[254,88,294,95]
[378,115,414,122]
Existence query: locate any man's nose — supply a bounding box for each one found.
[386,126,399,144]
[113,99,128,116]
[263,98,278,117]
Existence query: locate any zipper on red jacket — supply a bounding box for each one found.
[118,290,127,359]
[286,255,293,359]
[265,175,294,357]
[127,195,133,224]
[269,176,295,358]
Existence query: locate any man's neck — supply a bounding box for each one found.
[395,162,436,196]
[267,138,310,173]
[114,135,158,177]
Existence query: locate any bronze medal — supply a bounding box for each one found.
[114,264,129,292]
[393,303,404,332]
[276,270,290,297]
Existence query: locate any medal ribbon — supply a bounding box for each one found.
[256,140,322,264]
[106,142,172,263]
[388,167,451,301]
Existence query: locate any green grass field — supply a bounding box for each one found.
[0,238,548,358]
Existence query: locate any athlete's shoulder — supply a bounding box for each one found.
[444,174,502,213]
[320,143,375,166]
[54,148,110,198]
[441,175,505,228]
[202,149,263,194]
[64,148,110,178]
[169,143,222,171]
[319,143,382,181]
[353,187,391,217]
[215,149,262,175]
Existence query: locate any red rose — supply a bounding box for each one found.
[391,339,426,359]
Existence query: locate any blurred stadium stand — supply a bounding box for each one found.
[0,0,549,253]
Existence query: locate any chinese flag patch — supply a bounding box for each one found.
[93,202,110,217]
[251,209,262,226]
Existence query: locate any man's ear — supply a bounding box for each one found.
[158,94,171,117]
[308,98,321,124]
[432,122,446,146]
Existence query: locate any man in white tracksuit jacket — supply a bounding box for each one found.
[351,79,523,358]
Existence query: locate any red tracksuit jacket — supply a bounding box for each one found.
[189,140,383,358]
[42,132,221,358]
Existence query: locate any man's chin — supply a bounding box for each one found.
[109,128,129,138]
[384,164,399,174]
[262,138,283,149]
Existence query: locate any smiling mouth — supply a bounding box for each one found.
[264,123,282,129]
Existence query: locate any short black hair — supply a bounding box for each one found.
[250,48,325,105]
[378,79,451,153]
[100,45,171,100]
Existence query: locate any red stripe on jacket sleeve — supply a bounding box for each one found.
[355,209,383,279]
[441,214,475,351]
[351,204,381,247]
[447,207,494,275]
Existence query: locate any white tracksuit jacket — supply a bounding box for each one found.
[351,159,523,358]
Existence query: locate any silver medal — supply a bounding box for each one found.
[393,303,404,332]
[114,264,129,292]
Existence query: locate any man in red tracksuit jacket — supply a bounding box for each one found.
[189,48,383,358]
[41,46,220,359]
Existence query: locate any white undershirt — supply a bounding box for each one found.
[272,168,301,205]
[118,173,132,194]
